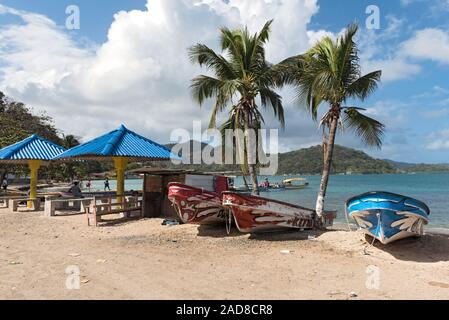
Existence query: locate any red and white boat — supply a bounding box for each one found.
[222,192,337,233]
[168,182,226,224]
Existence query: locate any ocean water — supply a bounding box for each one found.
[86,173,449,228]
[235,173,449,228]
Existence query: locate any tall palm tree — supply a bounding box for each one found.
[189,20,285,195]
[280,24,385,226]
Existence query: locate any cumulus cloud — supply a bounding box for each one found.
[427,129,449,150]
[0,0,447,164]
[0,0,325,143]
[401,28,449,65]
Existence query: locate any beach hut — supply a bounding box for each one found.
[54,125,180,202]
[0,135,66,208]
[129,168,230,219]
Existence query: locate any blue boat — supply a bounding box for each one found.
[346,192,430,244]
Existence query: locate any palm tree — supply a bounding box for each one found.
[189,20,285,195]
[280,24,385,226]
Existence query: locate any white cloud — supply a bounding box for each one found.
[358,16,423,82]
[427,129,449,150]
[401,28,449,65]
[0,0,323,143]
[363,58,421,82]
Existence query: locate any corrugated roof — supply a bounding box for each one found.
[55,124,181,161]
[0,135,66,162]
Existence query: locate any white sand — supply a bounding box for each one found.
[1,208,449,300]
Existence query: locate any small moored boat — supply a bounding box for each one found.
[283,178,309,190]
[168,182,226,224]
[222,192,336,233]
[346,191,430,244]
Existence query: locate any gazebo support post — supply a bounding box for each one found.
[27,160,42,208]
[113,157,129,207]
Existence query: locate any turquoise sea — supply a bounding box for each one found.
[87,173,449,228]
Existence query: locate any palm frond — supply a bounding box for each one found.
[259,87,285,128]
[190,75,224,106]
[347,70,382,101]
[342,107,385,148]
[188,44,236,79]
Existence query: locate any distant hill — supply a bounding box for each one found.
[383,160,417,170]
[386,160,449,173]
[153,141,448,175]
[277,145,396,175]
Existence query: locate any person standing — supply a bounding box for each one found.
[1,178,8,194]
[104,177,111,191]
[86,179,92,192]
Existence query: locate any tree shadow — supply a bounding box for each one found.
[95,215,142,227]
[367,233,449,263]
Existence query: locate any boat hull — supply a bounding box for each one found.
[346,191,430,244]
[167,183,225,225]
[222,192,318,233]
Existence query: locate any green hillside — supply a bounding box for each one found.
[277,145,396,175]
[145,142,447,175]
[153,142,396,175]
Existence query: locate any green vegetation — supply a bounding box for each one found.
[158,142,396,174]
[0,91,107,182]
[278,145,395,174]
[277,24,384,221]
[189,20,285,195]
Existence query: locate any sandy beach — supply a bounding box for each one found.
[1,208,449,300]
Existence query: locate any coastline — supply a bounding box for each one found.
[1,208,449,300]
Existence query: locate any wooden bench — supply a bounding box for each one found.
[11,198,42,212]
[44,197,94,217]
[86,196,143,227]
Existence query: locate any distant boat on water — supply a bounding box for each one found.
[346,191,430,244]
[283,178,309,190]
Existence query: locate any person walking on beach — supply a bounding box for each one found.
[1,178,8,194]
[104,177,111,191]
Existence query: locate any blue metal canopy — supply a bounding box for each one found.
[0,134,66,163]
[54,124,180,161]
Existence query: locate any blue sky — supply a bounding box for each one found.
[0,0,449,164]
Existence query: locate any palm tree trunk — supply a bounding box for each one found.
[315,114,339,225]
[243,105,259,196]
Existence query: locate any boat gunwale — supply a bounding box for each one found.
[349,208,430,223]
[345,191,430,216]
[222,191,336,217]
[167,182,221,197]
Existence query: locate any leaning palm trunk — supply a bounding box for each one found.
[243,106,260,196]
[315,115,339,225]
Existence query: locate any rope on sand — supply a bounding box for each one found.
[364,212,381,255]
[225,209,232,235]
[344,204,354,232]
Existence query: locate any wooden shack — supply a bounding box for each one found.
[130,168,229,219]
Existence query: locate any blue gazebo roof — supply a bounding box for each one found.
[54,125,180,161]
[0,135,66,163]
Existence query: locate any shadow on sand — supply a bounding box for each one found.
[197,223,329,241]
[366,233,449,263]
[53,211,85,217]
[197,223,242,238]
